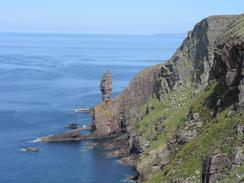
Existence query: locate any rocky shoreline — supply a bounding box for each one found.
[38,14,244,183]
[89,14,244,183]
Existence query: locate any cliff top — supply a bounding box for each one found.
[217,15,244,44]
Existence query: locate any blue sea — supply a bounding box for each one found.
[0,33,185,183]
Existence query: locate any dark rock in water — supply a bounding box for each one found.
[65,123,79,129]
[23,147,39,152]
[100,71,112,102]
[40,129,81,142]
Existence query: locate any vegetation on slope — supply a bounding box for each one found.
[145,81,244,183]
[134,82,194,150]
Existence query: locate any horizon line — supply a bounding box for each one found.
[0,31,186,36]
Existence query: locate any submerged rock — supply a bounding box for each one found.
[100,71,112,102]
[22,147,39,152]
[65,123,79,129]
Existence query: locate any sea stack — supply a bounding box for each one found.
[100,71,112,102]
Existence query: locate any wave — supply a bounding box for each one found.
[30,137,42,143]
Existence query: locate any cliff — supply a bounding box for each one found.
[92,14,244,183]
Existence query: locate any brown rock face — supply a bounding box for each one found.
[202,154,231,183]
[210,39,244,107]
[100,71,112,102]
[93,66,161,136]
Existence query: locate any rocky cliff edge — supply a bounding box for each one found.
[92,14,244,183]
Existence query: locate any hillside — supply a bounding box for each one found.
[92,14,244,183]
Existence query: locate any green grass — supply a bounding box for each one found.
[132,82,194,182]
[145,172,164,183]
[135,83,193,150]
[144,81,243,182]
[224,165,244,183]
[146,108,242,183]
[190,81,225,120]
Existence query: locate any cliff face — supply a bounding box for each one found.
[93,65,162,136]
[92,14,244,183]
[93,15,239,137]
[210,16,244,109]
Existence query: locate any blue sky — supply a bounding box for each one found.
[0,0,243,34]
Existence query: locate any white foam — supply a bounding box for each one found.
[121,178,136,183]
[21,148,27,152]
[31,137,42,143]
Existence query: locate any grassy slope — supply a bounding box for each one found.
[138,16,244,183]
[145,82,244,183]
[129,81,194,180]
[135,83,193,150]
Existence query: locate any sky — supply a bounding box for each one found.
[0,0,243,34]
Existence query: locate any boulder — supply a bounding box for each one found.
[234,147,244,165]
[177,129,197,144]
[202,153,231,183]
[225,69,239,87]
[192,112,200,120]
[237,124,244,135]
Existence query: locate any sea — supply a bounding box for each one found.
[0,33,185,183]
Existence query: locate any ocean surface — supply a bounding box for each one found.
[0,33,185,183]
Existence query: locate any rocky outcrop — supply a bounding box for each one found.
[93,65,161,136]
[202,147,244,183]
[202,154,231,183]
[171,15,239,85]
[93,15,241,138]
[209,16,244,108]
[91,14,244,183]
[137,145,171,181]
[100,71,112,102]
[177,112,202,144]
[40,129,82,142]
